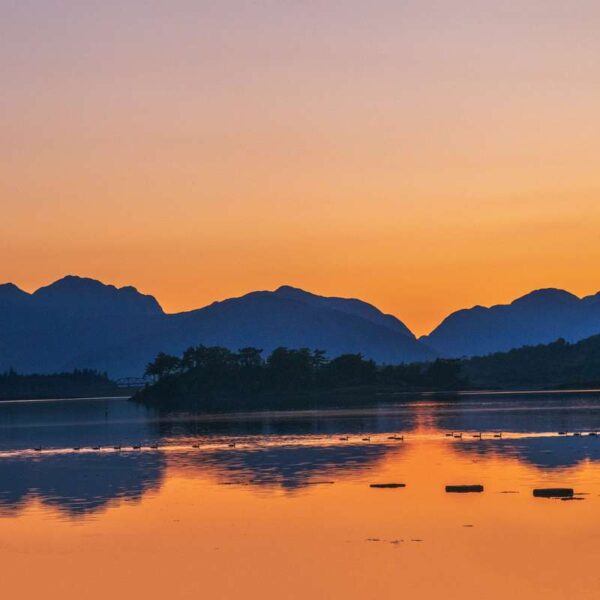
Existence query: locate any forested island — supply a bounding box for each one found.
[134,333,600,409]
[0,369,124,401]
[134,345,465,409]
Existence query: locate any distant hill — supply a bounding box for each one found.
[0,277,434,377]
[463,334,600,390]
[422,288,600,358]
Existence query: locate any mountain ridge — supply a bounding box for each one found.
[422,286,600,357]
[0,276,432,377]
[3,276,600,377]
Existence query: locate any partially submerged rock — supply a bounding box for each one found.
[446,485,484,493]
[370,483,406,489]
[533,488,574,498]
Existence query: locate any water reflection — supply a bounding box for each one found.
[172,443,398,490]
[0,397,156,451]
[431,393,600,433]
[0,451,164,517]
[1,392,600,517]
[454,435,600,469]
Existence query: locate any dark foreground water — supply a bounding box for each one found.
[1,392,600,599]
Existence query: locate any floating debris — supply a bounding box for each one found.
[446,485,484,493]
[113,446,121,450]
[533,488,574,498]
[558,432,568,435]
[339,436,349,441]
[493,432,503,438]
[387,435,404,441]
[370,483,406,489]
[33,447,42,452]
[362,437,371,441]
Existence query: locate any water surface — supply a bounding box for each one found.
[1,392,600,599]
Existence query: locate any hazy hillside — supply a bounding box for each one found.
[0,277,433,377]
[463,334,600,389]
[422,288,600,357]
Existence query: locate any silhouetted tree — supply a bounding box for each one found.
[145,352,181,380]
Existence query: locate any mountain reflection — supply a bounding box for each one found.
[453,435,600,469]
[0,452,165,517]
[171,443,398,490]
[2,394,600,517]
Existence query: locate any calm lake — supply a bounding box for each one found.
[1,392,600,599]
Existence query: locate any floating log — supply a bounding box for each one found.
[370,483,406,489]
[446,485,484,493]
[533,488,574,498]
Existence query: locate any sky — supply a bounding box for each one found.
[1,1,600,335]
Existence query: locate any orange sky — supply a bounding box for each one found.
[2,1,600,335]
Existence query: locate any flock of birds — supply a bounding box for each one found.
[27,429,598,453]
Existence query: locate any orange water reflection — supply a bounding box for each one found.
[1,427,599,599]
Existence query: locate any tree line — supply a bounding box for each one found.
[0,369,121,401]
[138,345,465,405]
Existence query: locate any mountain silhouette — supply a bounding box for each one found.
[0,277,433,377]
[422,288,600,357]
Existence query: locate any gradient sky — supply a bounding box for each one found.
[2,1,600,335]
